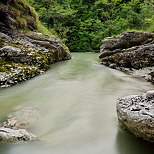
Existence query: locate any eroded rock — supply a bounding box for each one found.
[117,91,154,142]
[0,31,71,87]
[99,32,154,83]
[0,0,71,88]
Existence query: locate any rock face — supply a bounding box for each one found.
[0,0,71,87]
[0,107,39,142]
[99,32,154,83]
[117,91,154,142]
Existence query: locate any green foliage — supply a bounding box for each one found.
[28,0,154,52]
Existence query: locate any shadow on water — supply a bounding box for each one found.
[116,128,154,154]
[0,144,10,154]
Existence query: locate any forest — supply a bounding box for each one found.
[27,0,154,52]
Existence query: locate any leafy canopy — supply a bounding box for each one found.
[28,0,154,52]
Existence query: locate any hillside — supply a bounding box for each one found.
[0,0,71,87]
[28,0,154,52]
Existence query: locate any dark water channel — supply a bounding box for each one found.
[0,53,154,154]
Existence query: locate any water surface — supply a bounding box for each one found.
[0,53,154,154]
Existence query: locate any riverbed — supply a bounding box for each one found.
[0,53,153,154]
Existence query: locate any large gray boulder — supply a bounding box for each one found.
[99,32,154,83]
[117,91,154,142]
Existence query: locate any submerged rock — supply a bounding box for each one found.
[2,107,40,129]
[0,107,40,142]
[0,127,38,142]
[99,32,154,83]
[117,91,154,142]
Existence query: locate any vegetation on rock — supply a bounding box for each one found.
[0,0,71,87]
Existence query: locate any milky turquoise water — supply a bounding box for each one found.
[0,53,153,154]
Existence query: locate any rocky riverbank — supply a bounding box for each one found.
[0,0,71,87]
[100,32,154,142]
[99,32,154,83]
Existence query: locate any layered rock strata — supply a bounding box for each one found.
[99,32,154,83]
[0,32,71,87]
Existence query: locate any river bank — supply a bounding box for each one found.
[0,0,71,88]
[0,53,154,153]
[99,32,154,142]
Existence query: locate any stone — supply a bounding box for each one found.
[0,127,38,142]
[0,46,23,56]
[0,107,40,142]
[117,91,154,142]
[99,32,154,83]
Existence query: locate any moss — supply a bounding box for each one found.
[112,54,120,63]
[62,43,70,54]
[0,41,4,48]
[0,67,6,72]
[36,21,56,37]
[9,5,21,17]
[16,16,27,29]
[6,42,20,48]
[147,24,154,32]
[0,59,10,72]
[0,0,58,37]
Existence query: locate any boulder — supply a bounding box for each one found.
[117,91,154,142]
[100,32,153,51]
[99,32,154,83]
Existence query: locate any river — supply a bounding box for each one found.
[0,53,154,154]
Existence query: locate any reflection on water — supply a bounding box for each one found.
[116,129,154,154]
[0,53,153,154]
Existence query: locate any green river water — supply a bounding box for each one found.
[0,53,154,154]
